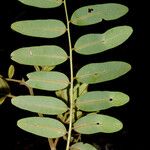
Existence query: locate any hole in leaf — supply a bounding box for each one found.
[96,122,100,125]
[88,8,94,13]
[109,98,113,101]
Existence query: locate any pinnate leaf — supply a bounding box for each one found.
[71,3,128,26]
[11,96,68,115]
[74,26,133,55]
[17,117,67,138]
[26,71,69,91]
[18,0,63,8]
[11,45,68,66]
[74,113,123,134]
[11,19,66,38]
[76,61,131,84]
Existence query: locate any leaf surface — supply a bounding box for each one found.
[11,19,66,38]
[74,26,133,55]
[26,71,69,91]
[71,3,128,26]
[76,91,129,111]
[11,96,68,115]
[76,61,131,84]
[17,117,67,138]
[11,46,68,66]
[19,0,63,8]
[8,65,15,78]
[70,142,97,150]
[74,114,123,134]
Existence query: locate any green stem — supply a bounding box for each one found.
[6,78,34,95]
[7,93,16,98]
[6,78,23,84]
[63,0,74,149]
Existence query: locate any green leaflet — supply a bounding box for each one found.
[17,117,67,138]
[11,96,68,115]
[0,77,10,104]
[70,142,97,150]
[74,114,123,134]
[71,3,128,26]
[18,0,63,8]
[11,46,68,66]
[74,26,133,55]
[8,65,15,79]
[76,91,129,112]
[0,74,10,105]
[76,61,131,84]
[0,97,7,105]
[26,71,69,91]
[11,19,66,38]
[0,78,10,94]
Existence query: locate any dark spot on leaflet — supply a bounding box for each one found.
[88,8,94,13]
[109,98,113,101]
[96,122,100,125]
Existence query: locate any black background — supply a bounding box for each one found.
[0,0,148,150]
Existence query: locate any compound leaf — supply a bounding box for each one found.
[71,3,128,26]
[11,96,68,115]
[70,142,97,150]
[11,19,66,38]
[26,71,69,91]
[17,117,67,138]
[74,113,123,134]
[76,61,131,84]
[11,45,68,66]
[76,91,129,112]
[18,0,63,8]
[74,26,133,55]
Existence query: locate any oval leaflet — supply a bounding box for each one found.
[76,61,131,84]
[76,91,129,112]
[11,96,68,115]
[17,117,67,138]
[11,45,68,66]
[71,3,128,26]
[70,142,97,150]
[74,26,133,55]
[74,113,123,134]
[26,71,70,91]
[18,0,63,8]
[11,19,66,38]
